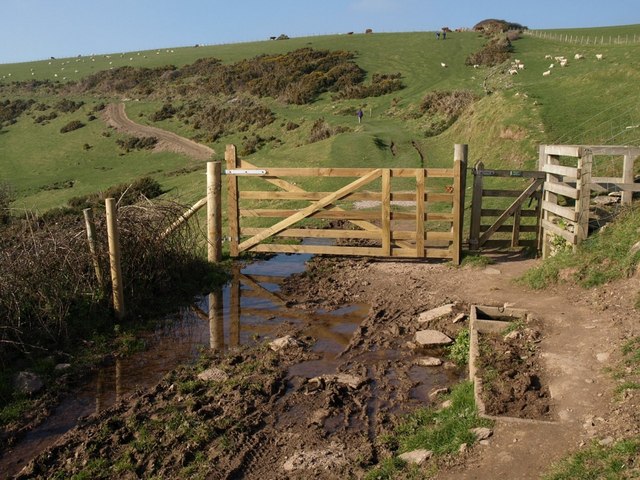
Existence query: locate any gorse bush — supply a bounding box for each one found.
[335,72,404,99]
[54,98,84,113]
[419,89,477,136]
[115,135,159,152]
[0,98,34,126]
[59,119,85,133]
[465,36,513,67]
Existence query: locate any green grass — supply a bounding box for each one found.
[368,381,492,478]
[520,204,640,290]
[543,437,640,480]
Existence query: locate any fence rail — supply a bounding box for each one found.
[525,30,640,45]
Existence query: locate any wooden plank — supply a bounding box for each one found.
[482,239,538,249]
[482,189,533,197]
[480,225,538,233]
[543,145,584,157]
[392,231,453,241]
[241,227,380,239]
[232,167,454,178]
[511,207,522,247]
[542,163,580,178]
[241,209,381,220]
[238,169,382,252]
[481,209,539,217]
[415,168,425,257]
[250,244,385,256]
[226,145,240,257]
[541,219,577,244]
[453,144,467,265]
[541,200,578,222]
[479,179,543,246]
[579,146,640,156]
[475,169,545,179]
[381,169,391,256]
[591,181,640,192]
[543,181,579,199]
[541,152,559,259]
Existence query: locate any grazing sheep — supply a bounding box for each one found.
[596,53,603,60]
[560,59,568,67]
[543,70,551,76]
[545,54,552,59]
[574,53,584,60]
[514,58,521,64]
[508,68,519,75]
[473,64,480,68]
[549,63,554,68]
[440,62,447,67]
[518,63,525,70]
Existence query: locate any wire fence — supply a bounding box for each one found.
[525,30,640,45]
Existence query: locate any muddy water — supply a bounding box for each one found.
[0,251,366,478]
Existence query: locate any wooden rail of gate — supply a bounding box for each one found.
[468,162,544,251]
[226,144,467,263]
[539,145,592,258]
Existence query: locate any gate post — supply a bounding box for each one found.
[207,161,222,263]
[226,145,240,257]
[452,144,468,264]
[469,161,484,251]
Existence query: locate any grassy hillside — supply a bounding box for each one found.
[1,25,640,213]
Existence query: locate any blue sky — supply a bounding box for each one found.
[1,0,638,64]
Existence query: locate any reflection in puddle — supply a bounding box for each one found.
[0,252,366,477]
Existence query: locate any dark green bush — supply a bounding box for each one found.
[54,99,84,113]
[115,135,158,152]
[67,176,163,210]
[150,103,178,121]
[465,36,513,67]
[60,120,85,133]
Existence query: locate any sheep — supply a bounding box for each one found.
[508,68,519,75]
[516,63,524,70]
[545,54,552,59]
[440,62,447,68]
[542,70,551,76]
[574,53,584,60]
[596,53,603,60]
[473,64,480,68]
[514,58,521,64]
[549,63,554,69]
[560,59,568,67]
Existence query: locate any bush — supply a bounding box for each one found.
[60,120,85,133]
[309,118,333,143]
[0,99,34,126]
[54,99,84,113]
[150,103,178,121]
[0,183,13,225]
[335,72,404,99]
[68,176,163,210]
[419,90,477,136]
[465,36,513,67]
[115,135,158,152]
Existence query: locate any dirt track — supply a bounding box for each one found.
[104,103,215,161]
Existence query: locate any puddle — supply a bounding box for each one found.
[0,249,364,477]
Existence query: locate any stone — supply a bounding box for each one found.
[598,436,614,446]
[596,352,610,363]
[269,335,299,352]
[197,367,229,382]
[630,241,640,256]
[326,373,366,389]
[415,330,453,346]
[415,357,443,367]
[398,449,433,465]
[479,439,491,446]
[484,267,501,275]
[458,443,468,453]
[418,304,455,323]
[452,313,466,324]
[14,371,44,395]
[471,427,493,440]
[592,195,618,205]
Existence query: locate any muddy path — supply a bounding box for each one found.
[9,253,640,478]
[103,103,215,161]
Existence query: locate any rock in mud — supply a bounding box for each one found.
[415,330,453,346]
[282,442,348,472]
[14,371,44,395]
[399,449,433,465]
[269,335,300,352]
[418,304,455,323]
[197,367,229,382]
[312,373,367,389]
[415,356,443,367]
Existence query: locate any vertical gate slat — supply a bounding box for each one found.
[382,169,391,256]
[226,145,240,257]
[415,169,425,257]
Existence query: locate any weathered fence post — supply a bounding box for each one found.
[105,198,125,320]
[452,144,468,264]
[575,149,592,247]
[226,145,240,257]
[83,208,104,289]
[622,153,634,206]
[207,161,222,262]
[381,169,391,256]
[468,161,484,252]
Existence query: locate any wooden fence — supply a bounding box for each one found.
[468,163,543,251]
[226,144,468,263]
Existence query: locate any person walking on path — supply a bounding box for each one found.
[357,108,363,123]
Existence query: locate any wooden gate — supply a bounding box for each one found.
[225,144,467,263]
[468,162,544,251]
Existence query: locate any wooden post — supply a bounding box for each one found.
[105,198,125,320]
[381,169,391,256]
[207,161,222,262]
[226,145,240,257]
[469,161,484,251]
[83,208,104,289]
[622,153,635,206]
[230,264,241,346]
[451,144,467,264]
[511,207,522,247]
[575,150,592,247]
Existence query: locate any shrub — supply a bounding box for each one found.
[55,99,84,113]
[335,72,404,99]
[68,176,163,210]
[0,99,34,125]
[150,103,178,122]
[116,135,158,152]
[465,36,513,67]
[309,118,333,143]
[0,183,13,225]
[419,90,477,136]
[60,120,85,133]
